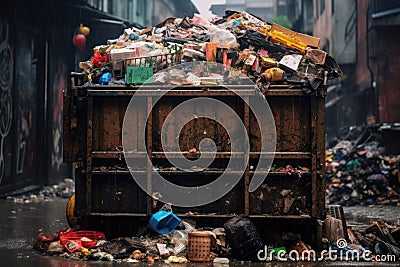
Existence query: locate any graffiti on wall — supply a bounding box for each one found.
[15,30,37,177]
[16,103,29,174]
[51,64,66,170]
[0,19,13,184]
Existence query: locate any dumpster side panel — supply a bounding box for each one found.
[66,86,325,247]
[152,97,242,152]
[93,97,125,151]
[91,175,148,213]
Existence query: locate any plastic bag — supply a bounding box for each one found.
[223,216,263,261]
[170,230,188,244]
[182,221,196,232]
[92,50,109,68]
[209,29,239,49]
[170,230,188,255]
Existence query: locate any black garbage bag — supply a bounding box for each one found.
[223,216,263,261]
[237,30,268,51]
[237,30,298,55]
[91,65,112,84]
[374,240,400,258]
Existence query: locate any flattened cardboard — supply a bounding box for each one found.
[271,23,320,48]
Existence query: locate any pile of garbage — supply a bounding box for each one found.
[348,220,400,260]
[76,10,343,91]
[35,214,264,263]
[326,125,400,206]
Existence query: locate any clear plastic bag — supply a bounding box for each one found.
[209,29,239,48]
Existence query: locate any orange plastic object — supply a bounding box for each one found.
[206,43,217,62]
[262,67,284,82]
[66,194,75,228]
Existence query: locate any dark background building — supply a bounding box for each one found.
[284,0,400,142]
[211,0,288,21]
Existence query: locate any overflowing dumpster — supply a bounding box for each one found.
[63,10,342,251]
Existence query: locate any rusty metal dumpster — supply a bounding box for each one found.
[64,80,325,248]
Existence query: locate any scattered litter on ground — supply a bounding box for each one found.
[345,219,400,261]
[34,214,400,262]
[5,178,75,203]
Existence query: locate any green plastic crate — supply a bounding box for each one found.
[125,66,153,85]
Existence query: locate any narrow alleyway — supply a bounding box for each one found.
[0,197,399,266]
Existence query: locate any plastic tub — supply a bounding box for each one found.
[149,210,181,234]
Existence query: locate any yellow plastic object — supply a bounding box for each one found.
[81,247,91,257]
[66,194,75,228]
[271,23,320,48]
[257,25,271,36]
[260,57,278,69]
[79,24,90,36]
[269,30,307,54]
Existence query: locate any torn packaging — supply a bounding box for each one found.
[279,54,303,71]
[305,48,327,65]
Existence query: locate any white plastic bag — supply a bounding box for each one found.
[209,29,239,48]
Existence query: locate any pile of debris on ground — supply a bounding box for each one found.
[4,178,75,203]
[35,215,261,263]
[74,10,343,91]
[324,205,400,261]
[35,207,400,263]
[326,124,400,206]
[347,220,400,260]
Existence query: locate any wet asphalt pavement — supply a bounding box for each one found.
[1,198,399,266]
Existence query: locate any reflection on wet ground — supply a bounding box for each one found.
[344,205,400,226]
[0,198,399,266]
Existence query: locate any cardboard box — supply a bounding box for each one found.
[109,48,138,62]
[271,23,320,48]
